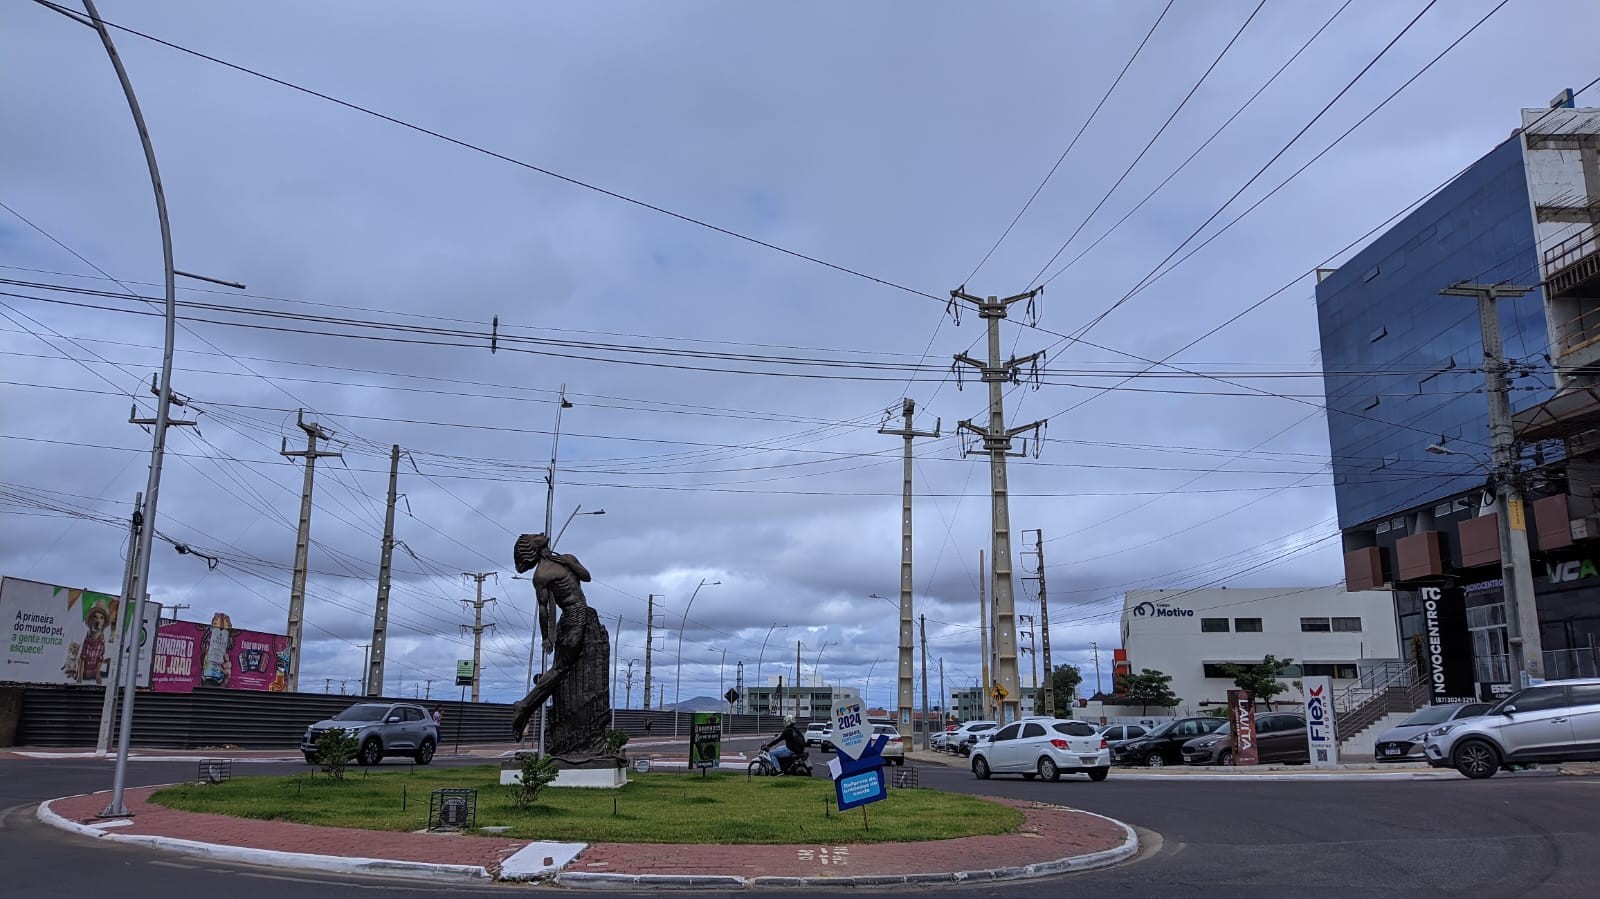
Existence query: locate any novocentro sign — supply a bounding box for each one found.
[1130,600,1194,619]
[1416,586,1475,704]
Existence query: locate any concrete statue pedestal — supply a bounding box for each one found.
[500,753,628,789]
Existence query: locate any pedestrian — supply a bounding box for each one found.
[431,705,443,728]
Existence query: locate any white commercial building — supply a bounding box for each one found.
[1119,587,1399,714]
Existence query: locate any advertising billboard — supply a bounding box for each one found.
[1227,689,1259,766]
[1418,586,1476,703]
[1,576,160,687]
[1303,675,1340,768]
[151,614,290,693]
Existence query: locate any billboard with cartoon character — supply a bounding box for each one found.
[0,576,160,687]
[151,614,290,693]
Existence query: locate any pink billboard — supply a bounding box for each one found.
[152,615,290,693]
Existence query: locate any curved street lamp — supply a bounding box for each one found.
[673,578,720,740]
[755,622,789,731]
[862,656,883,710]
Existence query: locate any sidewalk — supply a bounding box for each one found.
[37,784,1137,886]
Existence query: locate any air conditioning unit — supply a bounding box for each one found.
[1569,517,1600,541]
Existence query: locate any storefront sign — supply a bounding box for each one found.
[1420,586,1476,703]
[690,712,721,769]
[1130,600,1195,618]
[1227,689,1258,766]
[0,576,159,687]
[1303,676,1340,768]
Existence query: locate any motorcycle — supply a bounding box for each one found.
[749,748,813,777]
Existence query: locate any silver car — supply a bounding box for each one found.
[301,701,439,766]
[1373,702,1491,763]
[1423,678,1600,778]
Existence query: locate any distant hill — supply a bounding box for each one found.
[657,695,731,712]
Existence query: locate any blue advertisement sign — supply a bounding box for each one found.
[836,768,886,811]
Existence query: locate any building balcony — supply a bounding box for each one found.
[1549,229,1600,370]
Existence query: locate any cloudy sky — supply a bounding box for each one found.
[3,1,1596,710]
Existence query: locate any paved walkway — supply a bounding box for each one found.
[41,784,1134,885]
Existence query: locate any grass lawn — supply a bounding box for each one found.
[150,766,1023,844]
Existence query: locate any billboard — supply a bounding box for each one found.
[151,614,290,693]
[1,576,160,687]
[1303,675,1340,768]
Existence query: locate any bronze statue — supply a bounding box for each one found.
[511,533,612,760]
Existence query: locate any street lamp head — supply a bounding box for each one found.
[560,399,574,409]
[1426,443,1457,456]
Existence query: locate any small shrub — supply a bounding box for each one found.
[314,729,360,780]
[509,753,561,810]
[605,728,630,755]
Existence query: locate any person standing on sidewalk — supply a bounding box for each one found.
[430,705,443,728]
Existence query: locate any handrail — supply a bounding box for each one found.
[1544,228,1598,272]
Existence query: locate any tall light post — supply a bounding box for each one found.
[755,622,788,731]
[673,578,720,740]
[862,656,883,710]
[811,640,836,688]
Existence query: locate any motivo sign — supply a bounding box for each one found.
[1129,599,1194,619]
[1,576,159,687]
[150,616,290,693]
[1418,586,1475,703]
[1303,675,1340,768]
[1227,689,1258,766]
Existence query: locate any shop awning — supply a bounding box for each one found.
[1514,386,1600,443]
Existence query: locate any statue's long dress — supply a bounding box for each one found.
[542,605,611,759]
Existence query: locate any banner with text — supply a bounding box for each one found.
[1,576,159,687]
[1303,675,1340,768]
[1227,689,1259,766]
[151,617,290,693]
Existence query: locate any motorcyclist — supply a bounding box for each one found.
[763,714,807,774]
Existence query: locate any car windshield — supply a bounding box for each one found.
[1211,721,1230,736]
[332,703,390,722]
[1145,721,1176,738]
[1400,705,1456,727]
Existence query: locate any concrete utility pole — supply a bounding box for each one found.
[163,604,189,622]
[643,594,655,710]
[280,410,341,692]
[1442,281,1544,685]
[357,643,370,690]
[424,678,434,700]
[1091,642,1102,697]
[735,660,745,713]
[460,574,496,703]
[612,613,623,713]
[1034,529,1055,716]
[624,659,637,708]
[978,550,990,719]
[950,287,1048,727]
[367,444,400,696]
[880,397,940,732]
[96,493,143,757]
[796,640,803,698]
[919,614,930,749]
[1020,613,1037,714]
[938,657,946,724]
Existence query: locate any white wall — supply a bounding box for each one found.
[1121,587,1399,714]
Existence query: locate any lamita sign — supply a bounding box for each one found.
[1303,675,1339,768]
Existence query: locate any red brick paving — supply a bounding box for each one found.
[48,788,1126,879]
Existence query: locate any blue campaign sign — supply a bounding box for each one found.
[829,733,889,811]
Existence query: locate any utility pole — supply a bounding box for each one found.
[367,444,400,696]
[643,594,655,710]
[735,660,745,714]
[357,643,370,693]
[1019,613,1037,715]
[1034,529,1055,716]
[612,613,623,712]
[796,640,803,694]
[624,659,637,708]
[96,493,144,757]
[1442,281,1544,685]
[424,678,434,700]
[919,614,930,749]
[1091,642,1102,697]
[978,550,990,719]
[939,657,946,725]
[460,574,496,703]
[163,603,189,622]
[880,397,940,733]
[280,410,341,692]
[950,288,1047,727]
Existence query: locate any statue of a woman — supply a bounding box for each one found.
[511,533,611,759]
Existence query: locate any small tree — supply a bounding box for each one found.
[313,728,359,780]
[1221,655,1295,710]
[1036,664,1083,716]
[508,753,561,810]
[1123,668,1180,715]
[605,728,630,756]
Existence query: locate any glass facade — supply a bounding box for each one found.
[1315,137,1552,530]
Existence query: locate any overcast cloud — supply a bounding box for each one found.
[3,1,1596,709]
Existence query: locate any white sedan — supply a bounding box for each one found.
[970,718,1110,782]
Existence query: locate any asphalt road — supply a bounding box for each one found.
[2,754,1598,897]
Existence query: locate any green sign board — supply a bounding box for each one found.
[455,659,476,686]
[690,712,721,769]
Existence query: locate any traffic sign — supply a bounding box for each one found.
[991,681,1008,701]
[724,687,740,705]
[455,659,476,686]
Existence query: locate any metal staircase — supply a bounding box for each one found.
[1334,662,1429,746]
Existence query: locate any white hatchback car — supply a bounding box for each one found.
[970,718,1111,782]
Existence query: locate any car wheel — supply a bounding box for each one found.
[972,756,991,780]
[1217,749,1233,767]
[415,739,436,765]
[1453,739,1500,779]
[1038,757,1061,782]
[1144,752,1166,768]
[1088,766,1110,782]
[358,737,383,766]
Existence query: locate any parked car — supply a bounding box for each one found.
[301,701,438,766]
[1181,713,1309,765]
[969,718,1110,782]
[1097,723,1149,749]
[948,720,998,756]
[1373,702,1491,763]
[804,722,831,747]
[1423,678,1600,778]
[1111,716,1226,767]
[874,724,907,765]
[929,725,958,751]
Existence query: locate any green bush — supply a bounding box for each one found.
[606,728,630,755]
[313,729,360,780]
[508,753,561,809]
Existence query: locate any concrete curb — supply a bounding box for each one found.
[551,805,1140,889]
[36,795,493,883]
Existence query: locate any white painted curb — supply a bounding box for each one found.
[37,795,492,883]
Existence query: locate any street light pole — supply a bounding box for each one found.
[862,656,882,710]
[755,622,788,732]
[673,578,720,740]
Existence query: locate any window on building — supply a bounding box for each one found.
[1301,617,1332,632]
[1332,617,1363,632]
[1302,663,1360,679]
[1202,663,1251,679]
[1201,618,1230,633]
[1234,618,1263,632]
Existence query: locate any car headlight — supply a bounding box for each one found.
[1428,724,1457,737]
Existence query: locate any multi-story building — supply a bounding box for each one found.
[742,680,861,721]
[950,686,1039,721]
[1316,92,1600,700]
[1118,588,1397,713]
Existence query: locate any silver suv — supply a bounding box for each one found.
[301,702,439,766]
[1423,678,1600,778]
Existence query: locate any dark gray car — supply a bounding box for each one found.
[301,702,439,766]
